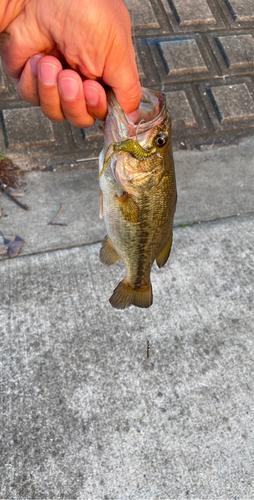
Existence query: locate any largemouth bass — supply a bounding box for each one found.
[99,88,177,309]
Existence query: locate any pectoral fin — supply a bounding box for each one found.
[99,236,121,266]
[115,192,139,223]
[156,231,173,268]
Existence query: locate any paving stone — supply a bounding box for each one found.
[215,34,254,69]
[206,30,254,76]
[166,0,216,26]
[70,123,103,149]
[207,83,254,124]
[134,39,159,87]
[160,0,224,31]
[0,59,7,92]
[123,0,159,29]
[224,0,254,22]
[84,123,104,141]
[69,125,86,149]
[165,90,197,129]
[134,46,146,79]
[2,107,55,149]
[157,39,208,75]
[0,123,5,150]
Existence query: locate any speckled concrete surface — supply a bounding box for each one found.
[1,214,253,499]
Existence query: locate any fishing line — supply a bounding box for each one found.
[135,119,145,141]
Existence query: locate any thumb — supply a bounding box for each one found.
[113,79,142,116]
[102,42,142,115]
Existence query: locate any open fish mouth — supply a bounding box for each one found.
[99,88,169,184]
[128,89,166,129]
[107,87,166,129]
[105,88,167,146]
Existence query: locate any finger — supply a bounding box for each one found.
[106,57,142,116]
[57,70,95,128]
[14,54,44,106]
[37,56,65,122]
[101,7,142,114]
[83,80,107,121]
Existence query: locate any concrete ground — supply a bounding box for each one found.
[0,137,254,499]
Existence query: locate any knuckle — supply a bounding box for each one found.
[71,119,95,128]
[41,107,65,122]
[68,114,95,128]
[16,85,39,106]
[61,102,94,127]
[44,114,65,123]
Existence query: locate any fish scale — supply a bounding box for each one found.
[99,88,177,309]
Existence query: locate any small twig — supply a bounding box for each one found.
[147,340,150,358]
[49,222,68,226]
[11,192,25,198]
[50,202,63,223]
[48,202,68,226]
[0,179,30,211]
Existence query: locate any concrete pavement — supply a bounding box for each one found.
[1,137,254,499]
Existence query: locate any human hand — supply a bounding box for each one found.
[0,0,141,127]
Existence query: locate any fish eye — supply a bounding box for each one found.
[155,132,168,148]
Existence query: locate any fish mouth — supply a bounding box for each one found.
[106,88,166,138]
[101,88,168,187]
[129,89,166,127]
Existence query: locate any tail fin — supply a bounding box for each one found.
[109,278,153,309]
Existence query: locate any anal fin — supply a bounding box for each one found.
[99,236,121,266]
[109,278,153,309]
[156,231,173,268]
[115,192,139,223]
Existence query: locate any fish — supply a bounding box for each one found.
[98,87,177,309]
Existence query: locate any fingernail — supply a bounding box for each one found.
[58,77,80,100]
[39,63,59,86]
[84,86,99,107]
[30,54,43,75]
